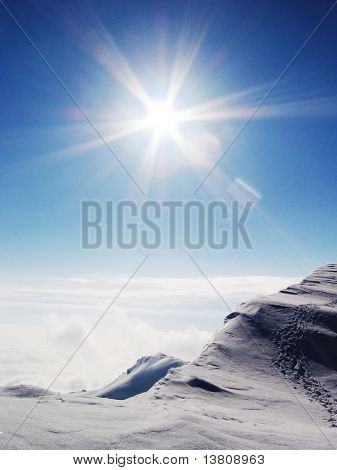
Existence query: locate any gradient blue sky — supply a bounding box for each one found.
[0,0,336,280]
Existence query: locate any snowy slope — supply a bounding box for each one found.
[91,353,186,400]
[1,264,337,449]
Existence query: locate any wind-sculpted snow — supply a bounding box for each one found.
[1,264,337,449]
[91,353,186,400]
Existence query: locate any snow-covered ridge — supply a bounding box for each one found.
[281,263,337,297]
[1,264,337,449]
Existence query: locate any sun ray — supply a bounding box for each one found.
[141,134,162,191]
[94,41,152,108]
[166,22,209,103]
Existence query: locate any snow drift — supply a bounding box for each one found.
[92,353,186,400]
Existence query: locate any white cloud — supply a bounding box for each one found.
[0,275,298,317]
[0,310,209,392]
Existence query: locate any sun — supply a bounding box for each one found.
[144,101,178,137]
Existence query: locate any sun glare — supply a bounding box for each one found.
[145,101,178,136]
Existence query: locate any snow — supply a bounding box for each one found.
[91,353,186,400]
[0,385,55,399]
[1,264,337,449]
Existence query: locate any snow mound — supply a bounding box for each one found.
[92,353,186,400]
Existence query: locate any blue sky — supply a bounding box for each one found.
[0,0,337,280]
